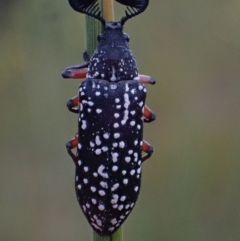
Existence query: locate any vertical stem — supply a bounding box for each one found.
[85,16,102,56]
[102,0,114,22]
[110,227,123,241]
[84,1,123,241]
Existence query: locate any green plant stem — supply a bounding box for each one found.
[85,16,102,56]
[85,1,123,241]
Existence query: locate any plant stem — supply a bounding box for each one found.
[84,1,123,241]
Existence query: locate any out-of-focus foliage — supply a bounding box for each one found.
[1,0,240,240]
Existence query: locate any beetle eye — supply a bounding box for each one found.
[97,34,102,42]
[124,33,130,42]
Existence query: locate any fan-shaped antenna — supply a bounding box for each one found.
[116,0,149,25]
[68,0,106,25]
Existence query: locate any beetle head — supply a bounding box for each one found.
[86,21,139,82]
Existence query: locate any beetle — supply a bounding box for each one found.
[62,0,156,236]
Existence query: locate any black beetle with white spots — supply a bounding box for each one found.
[62,0,156,236]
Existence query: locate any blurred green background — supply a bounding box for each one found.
[1,0,240,240]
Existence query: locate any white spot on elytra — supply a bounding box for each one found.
[128,150,133,154]
[78,143,82,149]
[119,141,125,148]
[111,194,119,204]
[111,218,117,225]
[111,66,116,81]
[96,219,102,227]
[122,170,127,175]
[91,198,97,204]
[91,222,101,231]
[82,120,87,129]
[78,160,82,166]
[112,153,118,162]
[98,165,109,179]
[134,153,138,162]
[120,196,126,201]
[99,190,106,196]
[95,91,101,96]
[95,135,101,146]
[100,181,108,189]
[134,186,139,192]
[111,183,119,191]
[98,204,105,211]
[113,142,118,147]
[96,109,102,114]
[115,98,120,103]
[103,133,110,139]
[138,85,143,90]
[95,149,102,155]
[114,123,119,128]
[121,94,130,125]
[84,166,89,172]
[130,121,136,126]
[112,165,118,171]
[130,110,136,115]
[77,184,82,190]
[130,170,135,175]
[114,133,120,139]
[83,178,88,184]
[88,101,94,106]
[102,146,108,152]
[123,179,128,184]
[125,157,131,163]
[118,205,124,211]
[114,113,120,118]
[90,141,95,147]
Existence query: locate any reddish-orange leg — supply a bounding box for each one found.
[143,105,156,123]
[141,105,155,162]
[139,74,156,85]
[142,140,154,162]
[67,95,80,113]
[66,133,78,165]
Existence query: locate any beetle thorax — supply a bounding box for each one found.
[87,22,139,82]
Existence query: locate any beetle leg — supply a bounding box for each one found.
[67,95,80,114]
[143,105,156,123]
[141,140,154,162]
[62,66,88,79]
[139,74,156,85]
[66,133,78,165]
[62,50,90,78]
